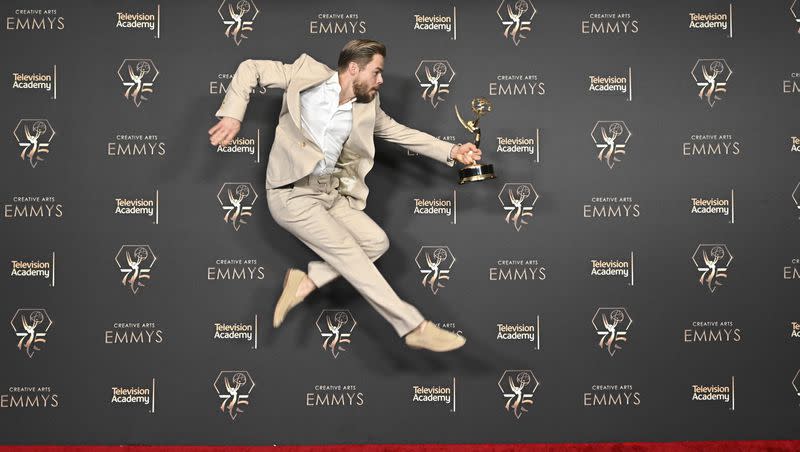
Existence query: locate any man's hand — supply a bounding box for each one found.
[450,143,482,165]
[208,117,242,146]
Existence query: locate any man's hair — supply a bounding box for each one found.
[337,39,386,72]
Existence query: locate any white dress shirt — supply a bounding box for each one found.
[300,73,356,176]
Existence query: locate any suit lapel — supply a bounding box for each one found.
[344,101,375,159]
[286,67,336,133]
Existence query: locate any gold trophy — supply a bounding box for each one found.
[454,97,496,184]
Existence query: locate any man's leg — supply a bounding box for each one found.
[267,187,424,337]
[306,195,390,289]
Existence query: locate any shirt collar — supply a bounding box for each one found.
[326,72,356,109]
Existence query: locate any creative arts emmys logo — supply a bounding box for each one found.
[497,0,536,46]
[316,310,356,358]
[415,246,455,295]
[415,60,454,108]
[13,119,54,168]
[115,245,157,294]
[692,244,732,293]
[691,59,731,108]
[11,309,53,358]
[117,59,159,107]
[213,370,254,420]
[498,183,538,231]
[592,307,631,356]
[591,121,631,169]
[218,0,258,45]
[498,370,539,419]
[217,183,257,231]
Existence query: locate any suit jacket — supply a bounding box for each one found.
[215,53,456,210]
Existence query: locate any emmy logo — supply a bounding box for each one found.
[416,246,455,295]
[591,121,631,169]
[497,0,536,46]
[415,60,455,108]
[118,59,159,108]
[11,309,52,358]
[499,183,537,231]
[692,244,732,293]
[498,370,539,419]
[219,0,259,46]
[593,308,631,356]
[791,0,800,33]
[115,245,157,294]
[213,370,254,420]
[14,119,54,168]
[692,59,732,108]
[218,183,257,231]
[316,310,356,359]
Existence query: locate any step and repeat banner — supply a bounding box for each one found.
[1,0,799,446]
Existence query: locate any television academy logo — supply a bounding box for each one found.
[115,245,157,294]
[110,379,156,412]
[217,183,257,231]
[791,322,800,339]
[13,119,54,168]
[9,252,56,286]
[213,370,254,420]
[11,308,53,358]
[11,66,57,99]
[115,4,161,38]
[793,370,800,402]
[415,60,454,108]
[691,59,731,108]
[691,244,732,293]
[690,191,734,223]
[689,6,733,38]
[591,121,631,169]
[218,0,258,45]
[415,246,455,294]
[497,0,536,46]
[589,253,635,286]
[498,369,539,419]
[117,59,159,107]
[412,8,456,40]
[316,310,356,358]
[588,69,632,101]
[498,183,538,231]
[592,307,631,356]
[691,377,734,410]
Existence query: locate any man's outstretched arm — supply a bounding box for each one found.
[374,102,481,166]
[210,58,294,146]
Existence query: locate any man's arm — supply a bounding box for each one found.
[214,59,294,122]
[374,103,481,166]
[210,58,295,146]
[374,104,457,167]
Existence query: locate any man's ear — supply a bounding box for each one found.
[348,61,359,75]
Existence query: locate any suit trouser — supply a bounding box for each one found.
[266,173,425,337]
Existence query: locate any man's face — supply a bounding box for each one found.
[352,54,384,103]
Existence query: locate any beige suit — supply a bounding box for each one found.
[215,53,456,336]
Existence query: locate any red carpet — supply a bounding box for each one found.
[0,442,798,451]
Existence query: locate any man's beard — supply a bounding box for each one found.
[353,79,376,103]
